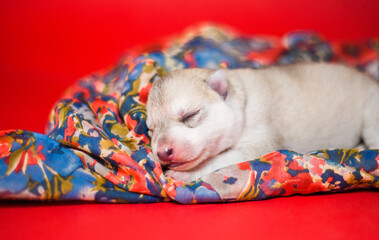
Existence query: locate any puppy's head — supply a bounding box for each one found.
[146,68,244,171]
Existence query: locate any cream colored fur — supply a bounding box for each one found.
[146,63,379,183]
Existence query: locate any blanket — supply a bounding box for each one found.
[1,24,378,204]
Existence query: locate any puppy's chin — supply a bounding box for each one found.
[157,148,207,171]
[166,158,204,171]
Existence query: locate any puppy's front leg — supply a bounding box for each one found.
[165,150,244,183]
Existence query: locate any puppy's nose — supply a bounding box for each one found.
[157,146,174,164]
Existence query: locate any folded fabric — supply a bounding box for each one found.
[1,24,378,203]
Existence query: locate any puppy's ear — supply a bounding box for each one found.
[206,69,228,100]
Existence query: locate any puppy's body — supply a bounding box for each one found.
[146,63,379,183]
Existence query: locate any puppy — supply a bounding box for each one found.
[146,63,379,183]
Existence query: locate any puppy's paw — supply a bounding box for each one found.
[165,170,197,184]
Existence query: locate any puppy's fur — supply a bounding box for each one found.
[146,63,379,183]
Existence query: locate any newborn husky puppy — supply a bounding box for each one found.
[146,63,379,183]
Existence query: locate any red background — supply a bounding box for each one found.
[0,1,378,239]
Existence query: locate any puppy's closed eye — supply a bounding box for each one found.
[182,110,199,122]
[181,110,201,128]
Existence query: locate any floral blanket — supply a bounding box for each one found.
[1,24,378,204]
